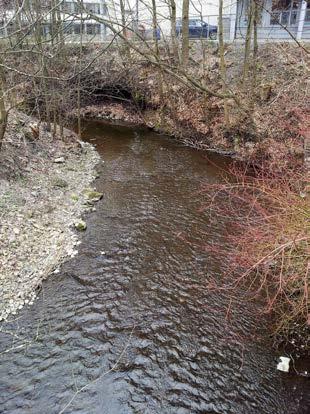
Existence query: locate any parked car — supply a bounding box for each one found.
[176,19,217,40]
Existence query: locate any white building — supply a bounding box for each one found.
[0,0,309,42]
[123,0,309,41]
[123,0,236,32]
[0,0,108,42]
[236,0,310,41]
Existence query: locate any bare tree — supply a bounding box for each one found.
[243,0,254,85]
[181,0,189,67]
[0,61,7,149]
[169,0,178,62]
[218,0,229,126]
[253,0,260,87]
[151,0,159,57]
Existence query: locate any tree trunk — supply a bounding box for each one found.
[181,0,189,67]
[120,0,130,59]
[242,0,254,85]
[170,0,178,62]
[151,0,159,58]
[219,0,229,126]
[0,101,7,151]
[33,0,51,128]
[0,64,7,150]
[253,0,259,87]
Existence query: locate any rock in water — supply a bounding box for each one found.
[83,189,103,203]
[277,356,290,372]
[74,220,87,231]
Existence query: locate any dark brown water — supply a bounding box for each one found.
[1,121,309,414]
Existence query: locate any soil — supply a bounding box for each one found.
[0,111,100,320]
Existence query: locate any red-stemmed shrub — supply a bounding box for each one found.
[201,161,309,347]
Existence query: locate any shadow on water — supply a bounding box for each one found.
[0,120,309,414]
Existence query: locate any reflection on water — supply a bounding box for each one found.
[0,121,309,414]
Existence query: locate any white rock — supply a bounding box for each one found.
[54,157,65,164]
[277,356,290,372]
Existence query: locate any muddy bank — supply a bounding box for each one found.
[70,103,238,156]
[0,111,100,320]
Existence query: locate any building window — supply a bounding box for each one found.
[67,2,104,15]
[73,23,83,34]
[85,3,101,14]
[62,1,73,13]
[7,23,15,34]
[43,23,51,36]
[270,0,299,25]
[86,23,101,34]
[102,4,108,15]
[63,22,73,33]
[73,3,80,13]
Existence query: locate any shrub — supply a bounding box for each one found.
[201,162,309,344]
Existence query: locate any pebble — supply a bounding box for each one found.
[0,127,101,321]
[53,157,65,163]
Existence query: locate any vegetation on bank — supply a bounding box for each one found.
[10,42,306,169]
[201,164,309,353]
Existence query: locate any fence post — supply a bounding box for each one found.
[297,0,307,40]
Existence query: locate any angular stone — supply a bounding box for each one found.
[277,356,290,372]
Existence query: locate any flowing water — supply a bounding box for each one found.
[0,121,309,414]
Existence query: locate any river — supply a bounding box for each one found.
[0,121,309,413]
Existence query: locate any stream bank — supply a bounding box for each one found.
[0,111,100,320]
